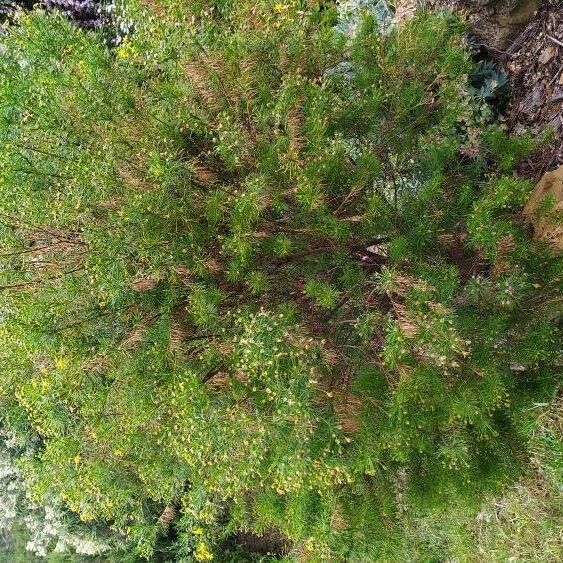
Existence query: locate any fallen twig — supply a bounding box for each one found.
[547,35,563,48]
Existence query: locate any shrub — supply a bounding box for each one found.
[0,1,560,559]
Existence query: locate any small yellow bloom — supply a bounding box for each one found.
[193,527,204,536]
[116,38,136,60]
[76,60,87,75]
[54,356,68,369]
[273,3,286,13]
[72,454,81,465]
[194,542,213,561]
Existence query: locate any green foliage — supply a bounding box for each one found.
[0,1,560,560]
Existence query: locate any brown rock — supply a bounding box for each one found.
[395,1,416,25]
[456,0,540,51]
[523,165,563,251]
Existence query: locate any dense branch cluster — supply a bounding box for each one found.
[0,1,560,560]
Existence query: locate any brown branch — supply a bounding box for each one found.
[0,266,84,291]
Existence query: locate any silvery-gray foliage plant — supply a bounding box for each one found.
[0,430,114,557]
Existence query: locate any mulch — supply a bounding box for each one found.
[430,0,562,178]
[500,0,563,177]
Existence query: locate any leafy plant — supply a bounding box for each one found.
[0,1,560,560]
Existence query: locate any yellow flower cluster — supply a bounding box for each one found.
[194,541,213,561]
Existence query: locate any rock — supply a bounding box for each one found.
[458,0,540,51]
[523,165,563,251]
[395,0,417,25]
